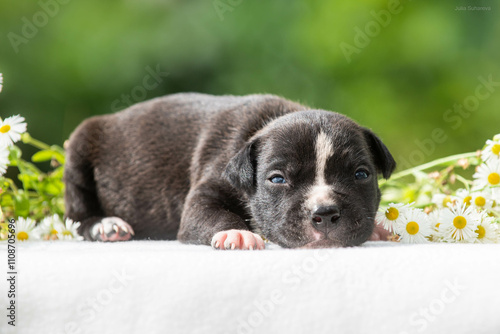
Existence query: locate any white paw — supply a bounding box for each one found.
[91,217,135,242]
[211,229,265,250]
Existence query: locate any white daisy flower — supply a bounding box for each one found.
[455,188,472,208]
[440,204,481,242]
[491,186,500,204]
[0,115,27,148]
[490,190,500,213]
[482,138,500,162]
[0,148,9,175]
[36,214,65,240]
[375,203,410,233]
[473,161,500,189]
[58,218,83,241]
[0,73,3,93]
[474,215,498,244]
[15,217,40,241]
[427,208,445,242]
[431,194,457,208]
[470,191,494,210]
[395,208,432,244]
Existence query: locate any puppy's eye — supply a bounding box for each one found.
[355,169,369,180]
[270,175,287,184]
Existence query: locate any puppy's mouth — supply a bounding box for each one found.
[300,219,374,249]
[300,239,340,249]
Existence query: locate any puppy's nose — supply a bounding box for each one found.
[311,205,340,231]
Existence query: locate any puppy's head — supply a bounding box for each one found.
[224,110,395,248]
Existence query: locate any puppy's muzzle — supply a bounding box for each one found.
[311,205,340,235]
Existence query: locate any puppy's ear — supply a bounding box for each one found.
[223,139,259,193]
[363,128,396,179]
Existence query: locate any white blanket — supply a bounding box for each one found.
[1,240,500,334]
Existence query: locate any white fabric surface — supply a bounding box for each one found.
[1,240,500,334]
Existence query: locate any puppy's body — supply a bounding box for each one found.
[64,93,395,248]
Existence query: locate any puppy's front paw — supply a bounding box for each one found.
[91,217,135,242]
[211,229,265,250]
[369,222,392,241]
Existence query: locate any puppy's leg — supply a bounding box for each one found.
[64,122,134,242]
[178,185,265,250]
[65,168,135,241]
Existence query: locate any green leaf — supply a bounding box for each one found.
[52,151,65,164]
[17,174,40,191]
[50,166,64,179]
[14,192,30,218]
[44,182,63,196]
[8,145,22,163]
[32,150,55,162]
[50,145,66,164]
[41,178,64,196]
[31,150,54,162]
[23,161,43,175]
[1,194,14,207]
[31,149,65,164]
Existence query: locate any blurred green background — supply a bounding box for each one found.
[1,0,499,171]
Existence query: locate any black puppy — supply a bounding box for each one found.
[64,93,395,249]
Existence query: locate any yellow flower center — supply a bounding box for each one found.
[453,216,467,229]
[488,172,500,185]
[17,231,29,241]
[50,229,58,235]
[62,230,73,237]
[442,196,452,207]
[474,196,486,207]
[0,124,11,133]
[492,144,500,156]
[406,221,419,235]
[475,225,486,239]
[463,196,472,206]
[385,207,399,220]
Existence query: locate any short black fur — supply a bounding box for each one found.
[64,93,395,248]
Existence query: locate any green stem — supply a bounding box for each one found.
[379,151,477,187]
[454,174,472,191]
[5,178,18,193]
[22,133,65,155]
[21,133,51,150]
[17,159,43,175]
